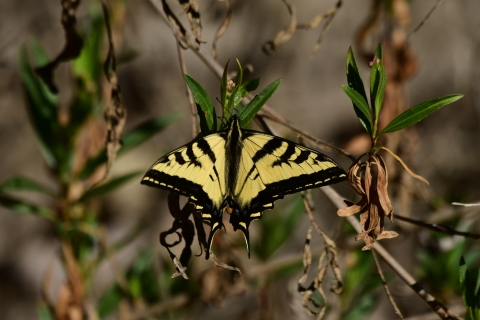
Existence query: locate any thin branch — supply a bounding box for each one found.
[371,250,404,319]
[176,41,198,138]
[395,213,480,239]
[407,0,445,40]
[320,186,461,320]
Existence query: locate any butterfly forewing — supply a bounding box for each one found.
[141,134,227,210]
[239,131,346,211]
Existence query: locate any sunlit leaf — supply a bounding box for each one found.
[346,46,372,136]
[239,79,281,128]
[341,85,373,134]
[369,44,386,127]
[184,74,216,134]
[226,59,243,114]
[379,94,463,136]
[233,78,260,109]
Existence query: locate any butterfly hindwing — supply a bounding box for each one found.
[142,115,346,259]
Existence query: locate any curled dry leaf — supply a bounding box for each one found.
[102,2,127,176]
[36,0,84,93]
[262,0,297,55]
[337,154,398,250]
[178,0,203,43]
[211,0,232,60]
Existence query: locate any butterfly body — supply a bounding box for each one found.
[142,116,346,259]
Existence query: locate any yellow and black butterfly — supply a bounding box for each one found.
[141,115,346,259]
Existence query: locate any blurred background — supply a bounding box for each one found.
[0,0,479,319]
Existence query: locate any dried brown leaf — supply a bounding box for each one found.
[262,0,297,55]
[35,0,84,93]
[211,0,231,60]
[178,0,203,43]
[101,1,127,176]
[374,155,394,219]
[377,230,399,240]
[382,146,429,185]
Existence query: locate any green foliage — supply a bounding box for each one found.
[185,59,280,132]
[460,256,480,320]
[184,74,217,134]
[343,44,463,148]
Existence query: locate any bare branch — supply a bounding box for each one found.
[371,250,404,319]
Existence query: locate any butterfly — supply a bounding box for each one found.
[141,115,346,259]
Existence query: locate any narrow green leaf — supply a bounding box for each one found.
[0,194,56,221]
[379,94,463,136]
[370,44,386,127]
[184,74,216,133]
[346,46,372,136]
[341,85,373,134]
[239,79,281,128]
[119,113,180,155]
[0,176,54,195]
[79,171,142,202]
[233,78,260,109]
[220,60,230,109]
[98,286,123,318]
[19,45,59,168]
[72,7,104,87]
[226,59,243,115]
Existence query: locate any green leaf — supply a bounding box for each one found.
[239,79,281,128]
[37,304,55,320]
[346,46,372,137]
[341,85,373,134]
[97,286,123,318]
[0,176,54,195]
[79,171,142,202]
[379,94,463,136]
[19,44,60,168]
[370,44,386,129]
[0,194,55,221]
[233,78,260,109]
[225,59,243,115]
[220,60,230,110]
[184,74,216,134]
[120,113,180,155]
[72,6,104,88]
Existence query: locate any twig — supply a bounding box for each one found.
[320,186,461,320]
[371,250,404,319]
[407,0,445,40]
[395,213,480,239]
[176,41,198,138]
